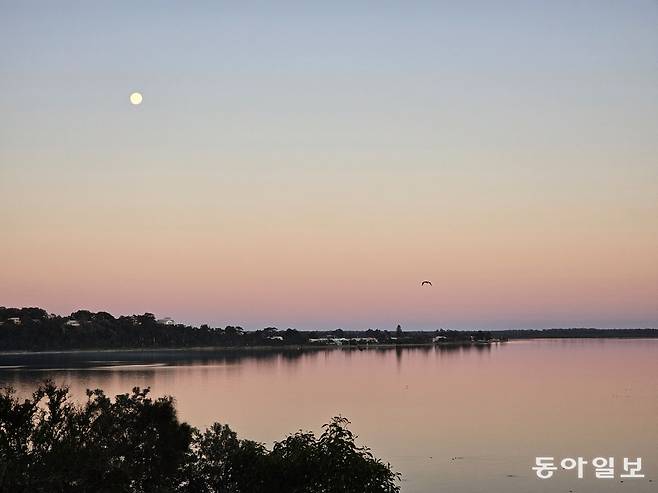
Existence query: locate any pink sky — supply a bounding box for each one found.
[1,2,657,329]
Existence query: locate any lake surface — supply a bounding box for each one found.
[1,339,656,492]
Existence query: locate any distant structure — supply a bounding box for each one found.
[157,317,175,326]
[308,337,378,346]
[65,320,81,327]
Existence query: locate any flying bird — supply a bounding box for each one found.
[421,280,432,286]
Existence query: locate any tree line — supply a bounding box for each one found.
[1,307,654,352]
[0,307,481,350]
[495,328,658,339]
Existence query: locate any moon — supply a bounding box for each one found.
[129,92,143,105]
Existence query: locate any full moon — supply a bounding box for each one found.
[129,92,143,105]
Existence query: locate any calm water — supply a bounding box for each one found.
[1,339,656,492]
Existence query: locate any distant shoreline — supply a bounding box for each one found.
[1,307,656,353]
[1,337,658,357]
[0,342,437,356]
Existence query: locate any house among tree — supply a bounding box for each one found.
[157,317,175,326]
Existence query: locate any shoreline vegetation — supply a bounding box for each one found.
[1,307,656,352]
[0,382,400,493]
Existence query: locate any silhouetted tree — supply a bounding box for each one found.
[0,383,400,493]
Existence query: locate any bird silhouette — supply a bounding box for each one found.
[421,280,432,286]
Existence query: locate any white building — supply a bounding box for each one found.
[309,337,378,345]
[157,317,175,325]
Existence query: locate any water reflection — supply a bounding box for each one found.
[1,340,656,493]
[0,344,491,373]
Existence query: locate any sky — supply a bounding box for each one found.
[1,1,657,330]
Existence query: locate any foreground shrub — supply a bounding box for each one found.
[0,382,399,493]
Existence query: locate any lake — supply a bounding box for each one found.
[1,339,656,492]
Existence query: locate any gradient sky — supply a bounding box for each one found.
[1,1,657,329]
